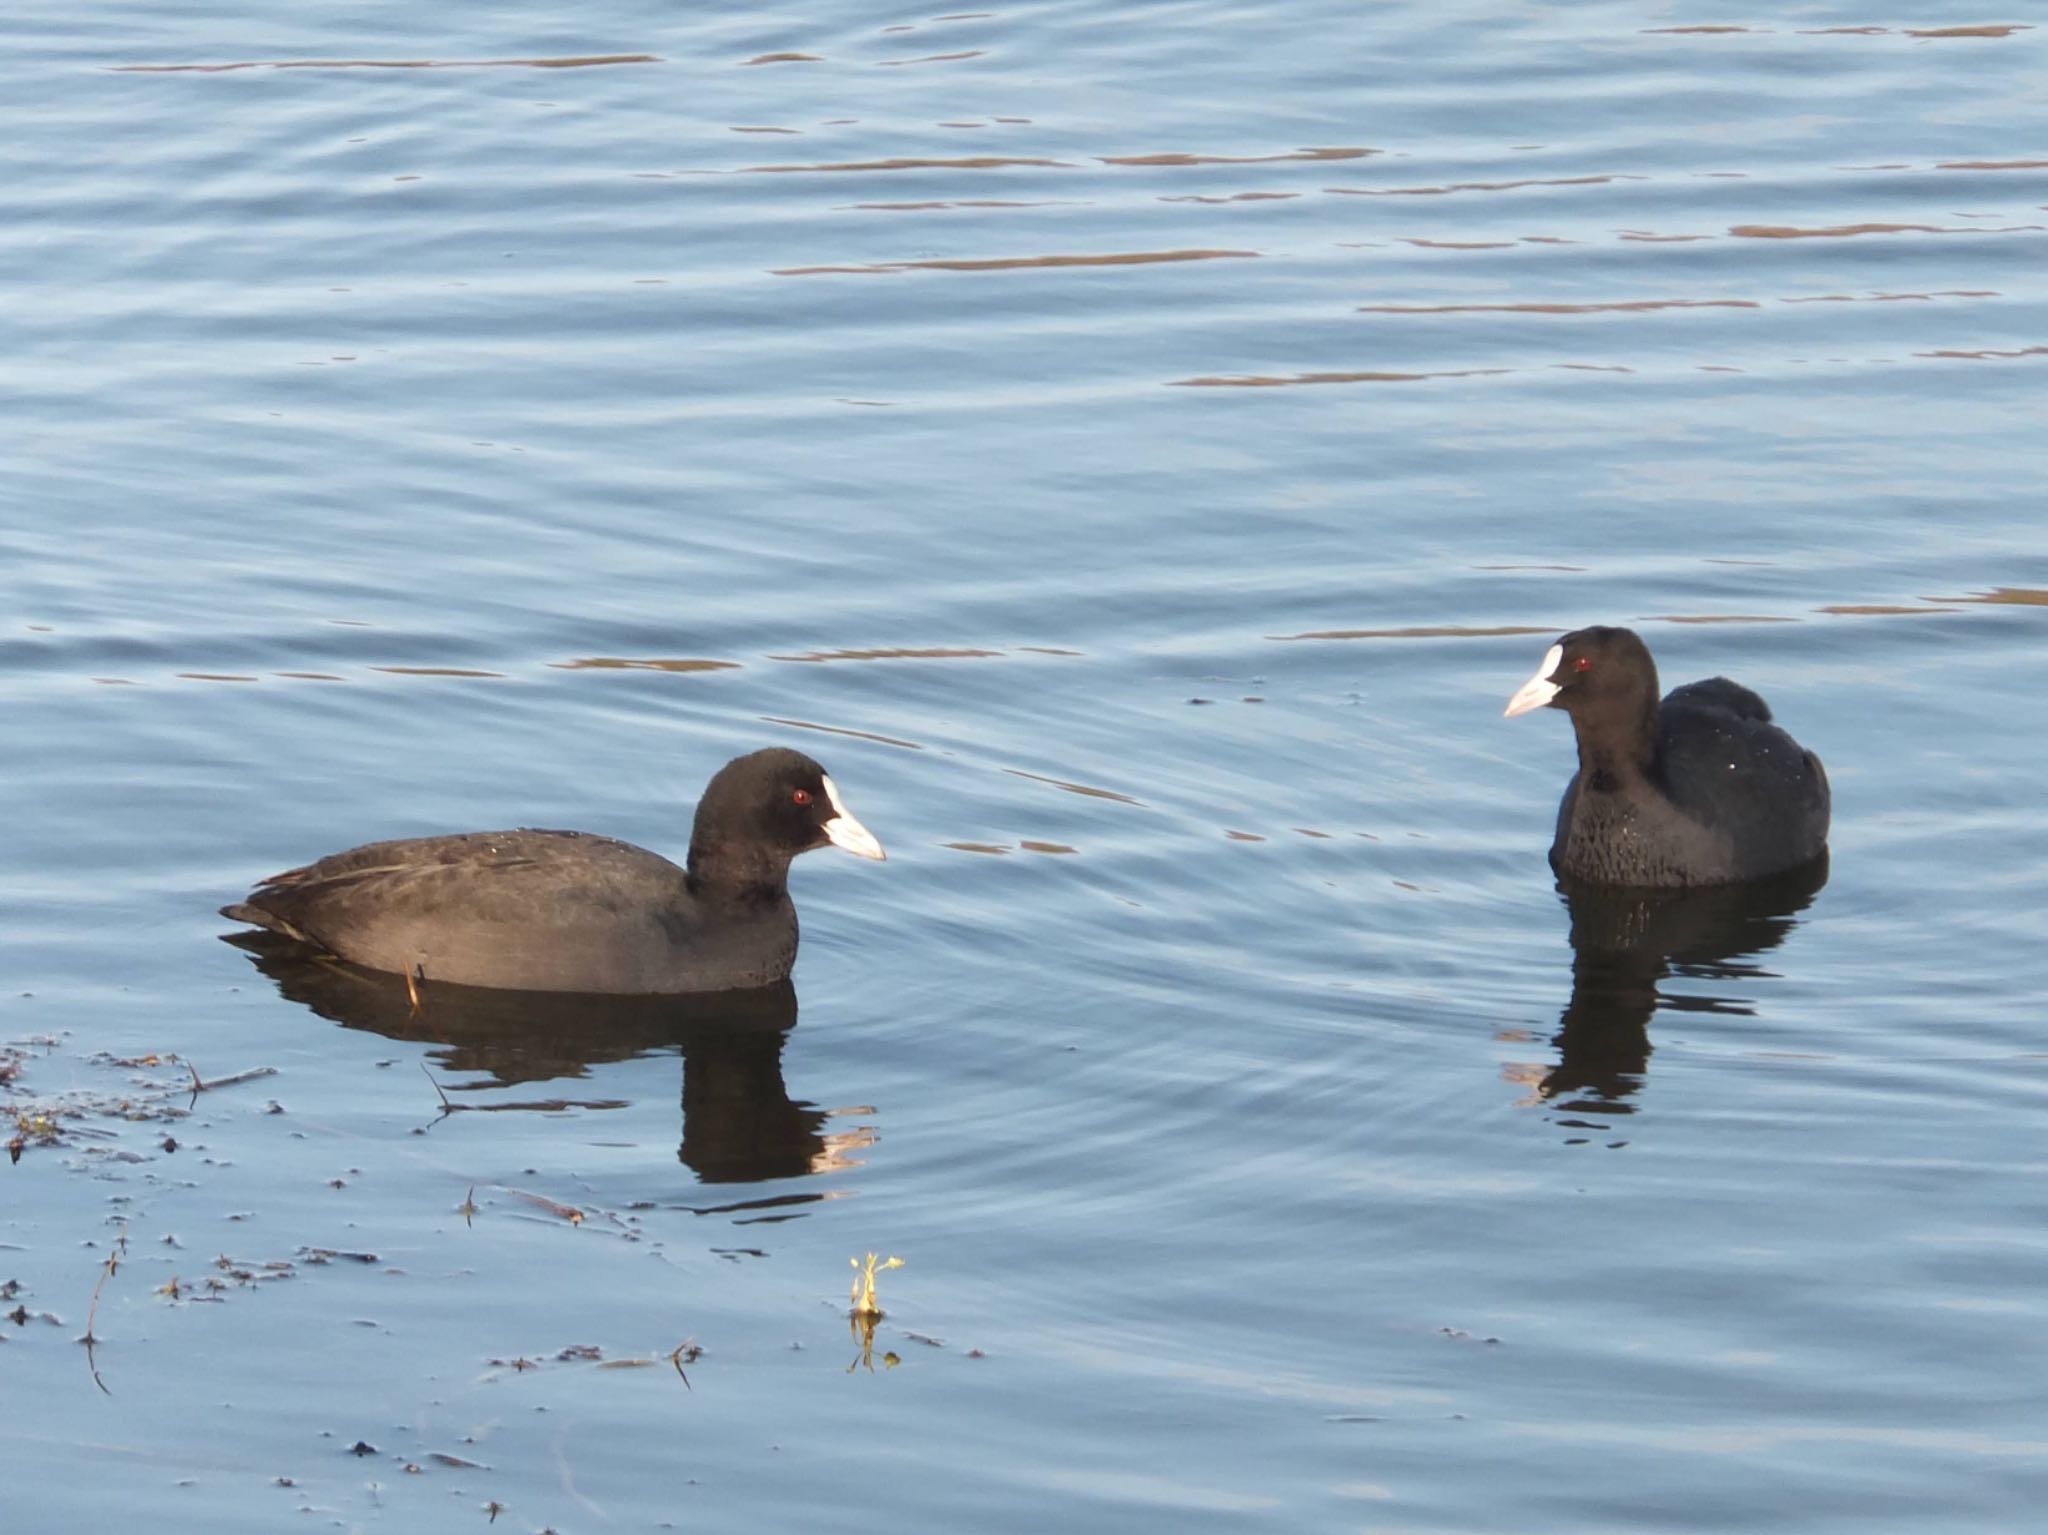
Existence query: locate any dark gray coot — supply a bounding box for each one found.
[1504,626,1829,887]
[220,747,885,994]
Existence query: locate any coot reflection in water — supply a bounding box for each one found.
[1538,858,1829,1124]
[225,933,863,1186]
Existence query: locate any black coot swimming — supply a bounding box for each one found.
[221,747,884,994]
[1504,626,1829,887]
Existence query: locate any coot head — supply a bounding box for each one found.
[1503,625,1660,727]
[689,748,885,881]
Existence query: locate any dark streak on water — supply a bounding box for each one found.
[5,2,2048,1531]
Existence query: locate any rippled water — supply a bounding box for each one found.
[7,2,2048,1529]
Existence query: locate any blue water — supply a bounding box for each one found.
[6,3,2048,1530]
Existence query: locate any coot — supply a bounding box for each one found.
[221,747,884,993]
[1504,626,1829,887]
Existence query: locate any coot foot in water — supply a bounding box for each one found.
[1504,626,1829,887]
[220,747,884,994]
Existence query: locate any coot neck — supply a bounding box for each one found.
[1570,688,1661,791]
[685,840,794,905]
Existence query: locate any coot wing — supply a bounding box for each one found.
[1656,698,1830,874]
[222,829,702,989]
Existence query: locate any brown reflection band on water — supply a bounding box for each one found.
[178,673,260,682]
[1173,367,1511,387]
[1929,587,2048,606]
[760,716,925,751]
[275,671,346,681]
[370,666,506,677]
[744,156,1073,173]
[774,248,1258,275]
[1642,23,1757,31]
[1782,290,1999,303]
[1019,841,1076,855]
[1161,192,1302,204]
[1102,147,1377,166]
[769,646,1001,661]
[1357,298,1761,315]
[1326,174,1646,197]
[1636,615,1796,626]
[1906,24,2033,38]
[551,657,742,673]
[878,50,988,66]
[1938,159,2048,170]
[1920,345,2048,360]
[744,53,822,64]
[1405,238,1518,250]
[1796,23,2033,36]
[1269,624,1557,641]
[1732,221,2047,238]
[1003,768,1144,807]
[944,842,1011,855]
[845,200,1080,210]
[1225,830,1266,842]
[114,54,659,72]
[1817,605,1963,616]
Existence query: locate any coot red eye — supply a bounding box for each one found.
[792,788,812,806]
[1573,656,1592,673]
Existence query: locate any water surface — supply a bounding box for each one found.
[6,2,2048,1530]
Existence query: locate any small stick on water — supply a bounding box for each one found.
[193,1066,279,1093]
[422,1063,453,1113]
[415,1064,459,1135]
[669,1338,701,1389]
[185,1060,278,1104]
[507,1188,585,1225]
[82,1227,129,1396]
[405,964,425,1020]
